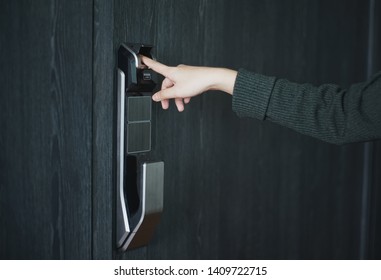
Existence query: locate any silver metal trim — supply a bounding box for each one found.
[116,68,129,248]
[121,43,140,69]
[121,161,164,250]
[122,163,147,249]
[144,162,164,215]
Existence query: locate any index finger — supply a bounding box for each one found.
[141,56,170,76]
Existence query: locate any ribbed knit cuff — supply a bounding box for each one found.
[232,69,276,120]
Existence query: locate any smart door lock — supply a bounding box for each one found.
[116,43,164,251]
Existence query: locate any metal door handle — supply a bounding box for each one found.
[116,43,164,251]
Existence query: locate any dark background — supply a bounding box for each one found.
[0,0,380,259]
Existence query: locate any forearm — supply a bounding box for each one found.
[233,69,381,144]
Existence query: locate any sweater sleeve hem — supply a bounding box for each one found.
[232,68,276,120]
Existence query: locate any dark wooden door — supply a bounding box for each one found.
[0,1,93,259]
[109,0,381,259]
[1,0,380,260]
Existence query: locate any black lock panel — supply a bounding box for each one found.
[127,96,151,122]
[127,122,151,153]
[126,96,151,154]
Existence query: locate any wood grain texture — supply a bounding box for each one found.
[1,0,378,260]
[112,0,372,259]
[0,0,93,259]
[92,0,114,260]
[368,0,381,259]
[370,142,381,259]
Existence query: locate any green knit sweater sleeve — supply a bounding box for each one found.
[232,68,381,144]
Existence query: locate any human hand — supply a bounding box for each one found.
[141,56,237,112]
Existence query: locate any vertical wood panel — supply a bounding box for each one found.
[370,142,381,259]
[0,0,93,259]
[92,0,114,260]
[368,0,381,260]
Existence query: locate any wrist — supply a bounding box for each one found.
[209,68,237,95]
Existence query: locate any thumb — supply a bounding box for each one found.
[152,87,177,101]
